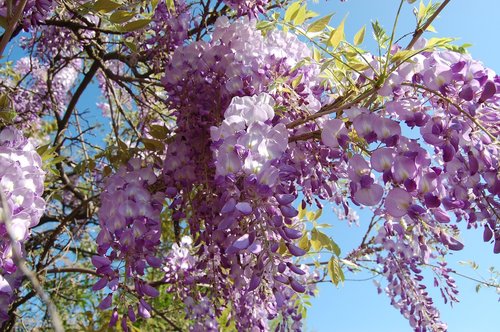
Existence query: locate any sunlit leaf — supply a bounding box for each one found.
[122,19,152,32]
[284,1,302,22]
[109,10,135,24]
[293,5,307,25]
[327,256,345,285]
[313,47,321,62]
[298,234,311,252]
[307,14,333,33]
[92,0,121,13]
[353,25,366,45]
[327,16,346,48]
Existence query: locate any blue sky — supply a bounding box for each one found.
[305,1,500,331]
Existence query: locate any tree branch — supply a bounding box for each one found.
[405,0,451,50]
[0,0,28,58]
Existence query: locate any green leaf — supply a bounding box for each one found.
[426,37,455,48]
[313,47,321,62]
[353,25,366,45]
[307,14,333,33]
[149,124,169,140]
[141,138,164,151]
[124,40,137,52]
[298,234,311,252]
[327,16,346,48]
[291,73,303,89]
[256,20,276,34]
[340,259,360,270]
[0,110,17,123]
[418,0,426,20]
[306,211,316,221]
[122,19,152,32]
[165,0,175,11]
[443,42,472,54]
[284,1,302,23]
[426,24,437,32]
[327,256,345,286]
[314,229,341,256]
[51,156,67,165]
[36,144,51,157]
[328,239,341,256]
[371,20,389,48]
[0,93,9,108]
[390,49,420,63]
[92,0,121,13]
[103,165,112,177]
[298,204,306,220]
[109,10,135,24]
[293,5,307,26]
[310,228,322,251]
[117,138,128,151]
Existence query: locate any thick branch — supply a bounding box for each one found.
[0,0,28,58]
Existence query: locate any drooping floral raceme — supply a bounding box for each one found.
[92,158,165,328]
[0,127,45,323]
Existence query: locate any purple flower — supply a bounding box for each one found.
[321,119,348,148]
[385,188,412,217]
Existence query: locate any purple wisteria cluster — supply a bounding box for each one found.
[0,127,45,323]
[157,16,324,330]
[318,45,500,330]
[91,159,165,330]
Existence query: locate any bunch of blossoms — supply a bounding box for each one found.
[91,158,165,329]
[159,15,326,329]
[20,14,94,63]
[163,235,319,331]
[318,100,493,330]
[161,14,322,221]
[209,91,329,330]
[373,220,457,332]
[0,127,45,323]
[0,57,81,128]
[163,236,219,331]
[0,0,53,29]
[376,45,500,253]
[307,42,500,329]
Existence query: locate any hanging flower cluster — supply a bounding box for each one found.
[0,127,45,323]
[91,159,165,329]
